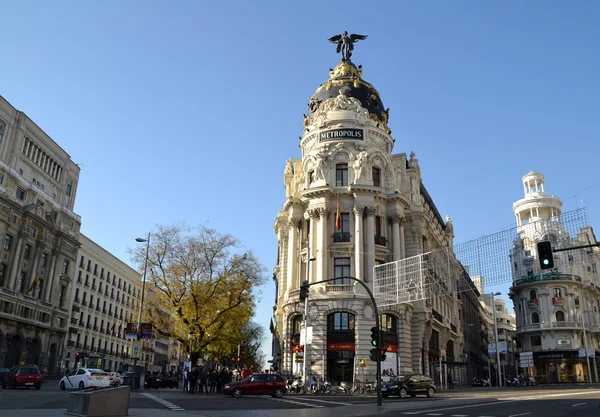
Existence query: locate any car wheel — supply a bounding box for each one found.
[232,388,243,398]
[273,388,284,398]
[427,387,435,398]
[60,381,65,390]
[399,387,408,399]
[79,381,85,390]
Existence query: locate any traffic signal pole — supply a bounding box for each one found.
[300,275,382,406]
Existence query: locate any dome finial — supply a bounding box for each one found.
[327,31,368,61]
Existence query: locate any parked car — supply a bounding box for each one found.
[59,368,111,390]
[222,373,286,398]
[1,366,43,389]
[381,374,436,398]
[108,372,123,387]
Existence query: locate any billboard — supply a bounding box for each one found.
[125,323,138,340]
[140,323,153,340]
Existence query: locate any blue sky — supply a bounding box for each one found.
[2,1,599,357]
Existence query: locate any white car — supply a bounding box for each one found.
[108,372,124,387]
[59,368,111,390]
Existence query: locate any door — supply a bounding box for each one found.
[75,369,87,387]
[246,375,268,394]
[405,376,420,394]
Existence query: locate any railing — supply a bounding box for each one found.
[514,272,582,287]
[67,340,75,347]
[71,317,78,325]
[332,232,351,243]
[518,321,585,332]
[326,284,354,292]
[552,297,566,305]
[528,299,539,309]
[375,235,387,246]
[451,324,457,333]
[432,309,443,322]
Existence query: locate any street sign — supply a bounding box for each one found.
[300,326,313,345]
[459,353,468,359]
[579,349,587,358]
[519,351,533,367]
[498,341,507,354]
[488,343,496,355]
[587,348,596,358]
[359,358,367,368]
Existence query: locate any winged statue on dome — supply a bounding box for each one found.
[328,31,368,61]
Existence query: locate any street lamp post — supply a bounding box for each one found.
[133,233,151,389]
[490,292,502,388]
[303,245,316,386]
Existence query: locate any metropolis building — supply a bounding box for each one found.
[509,171,600,383]
[0,96,81,376]
[272,45,461,383]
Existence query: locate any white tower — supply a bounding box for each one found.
[512,171,562,228]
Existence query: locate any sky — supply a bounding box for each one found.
[1,1,599,359]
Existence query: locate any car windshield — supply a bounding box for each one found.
[387,375,406,383]
[18,368,40,374]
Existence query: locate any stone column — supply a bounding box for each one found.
[308,209,318,283]
[279,235,288,296]
[26,241,44,296]
[391,214,402,261]
[8,230,27,291]
[43,249,59,303]
[287,219,300,290]
[365,207,376,282]
[316,208,330,283]
[353,207,364,281]
[399,218,406,259]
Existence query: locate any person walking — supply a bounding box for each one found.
[183,367,189,392]
[188,366,198,394]
[447,371,454,390]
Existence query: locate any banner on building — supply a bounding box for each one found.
[131,340,142,359]
[140,323,153,340]
[125,323,138,340]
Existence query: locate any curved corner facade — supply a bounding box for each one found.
[271,60,461,383]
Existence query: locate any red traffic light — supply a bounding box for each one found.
[237,357,241,362]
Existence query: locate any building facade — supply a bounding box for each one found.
[63,234,142,373]
[480,295,517,383]
[272,53,461,383]
[509,171,600,383]
[0,96,81,376]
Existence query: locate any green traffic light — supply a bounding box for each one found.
[543,259,549,265]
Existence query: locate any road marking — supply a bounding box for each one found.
[426,414,443,416]
[508,413,531,417]
[572,402,587,407]
[270,398,324,408]
[142,392,185,411]
[505,389,600,401]
[403,400,517,414]
[450,415,469,417]
[293,397,354,406]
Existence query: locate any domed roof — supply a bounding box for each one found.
[306,61,389,131]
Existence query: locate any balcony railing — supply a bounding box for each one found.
[432,309,443,322]
[514,272,582,287]
[518,321,585,332]
[552,297,566,305]
[67,340,75,347]
[375,235,387,246]
[528,299,539,309]
[71,317,78,325]
[332,232,351,243]
[326,283,354,292]
[451,324,457,333]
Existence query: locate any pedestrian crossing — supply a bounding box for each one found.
[142,392,186,411]
[268,396,355,408]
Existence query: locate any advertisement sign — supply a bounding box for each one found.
[327,342,355,351]
[587,348,596,358]
[556,336,571,346]
[488,343,496,355]
[87,357,103,369]
[131,340,141,359]
[299,327,313,345]
[125,323,138,340]
[140,323,153,340]
[498,341,507,354]
[579,349,587,358]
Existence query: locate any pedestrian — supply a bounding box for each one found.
[183,367,189,392]
[209,369,218,393]
[447,371,454,390]
[188,366,198,394]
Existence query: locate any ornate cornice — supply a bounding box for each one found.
[307,208,320,219]
[364,206,377,217]
[318,207,331,219]
[287,219,302,230]
[353,206,364,217]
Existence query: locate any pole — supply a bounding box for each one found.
[488,355,491,388]
[303,245,311,386]
[491,293,502,388]
[134,233,151,389]
[302,275,382,406]
[581,293,592,383]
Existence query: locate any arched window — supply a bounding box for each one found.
[380,314,397,333]
[529,290,537,301]
[553,288,562,298]
[532,313,540,323]
[327,312,355,331]
[290,316,302,345]
[556,311,565,322]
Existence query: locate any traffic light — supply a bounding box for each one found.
[370,327,379,347]
[236,356,241,362]
[369,348,379,362]
[379,348,387,362]
[537,241,554,270]
[75,352,82,362]
[299,280,309,301]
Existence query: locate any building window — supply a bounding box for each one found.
[531,313,540,323]
[23,244,31,260]
[308,170,314,184]
[29,227,37,237]
[372,167,381,187]
[0,174,4,185]
[66,179,73,197]
[336,164,348,186]
[556,311,565,322]
[328,312,355,331]
[333,258,351,285]
[4,234,13,250]
[63,261,69,274]
[553,288,562,298]
[333,213,350,242]
[19,168,23,175]
[0,121,4,144]
[529,290,537,301]
[16,188,25,200]
[531,335,542,346]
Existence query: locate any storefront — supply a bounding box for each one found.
[533,351,593,383]
[326,312,355,383]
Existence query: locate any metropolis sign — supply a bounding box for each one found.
[319,128,363,141]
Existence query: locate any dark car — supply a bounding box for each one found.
[381,374,435,399]
[222,373,286,398]
[2,366,43,389]
[0,368,10,380]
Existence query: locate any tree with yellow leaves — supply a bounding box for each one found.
[131,224,266,365]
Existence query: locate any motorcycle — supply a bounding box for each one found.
[505,376,521,387]
[306,376,319,395]
[290,376,305,394]
[352,379,365,394]
[471,377,490,387]
[320,377,333,394]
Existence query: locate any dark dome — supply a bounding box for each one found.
[307,61,389,129]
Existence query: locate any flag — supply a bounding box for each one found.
[28,276,39,293]
[335,196,341,231]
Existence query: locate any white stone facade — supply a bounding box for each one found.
[63,234,143,373]
[272,61,461,383]
[0,96,81,376]
[509,171,600,383]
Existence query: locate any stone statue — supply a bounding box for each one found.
[284,158,294,175]
[409,151,419,168]
[313,154,326,181]
[352,151,368,180]
[328,31,368,61]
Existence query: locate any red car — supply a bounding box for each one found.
[2,366,43,389]
[222,373,286,398]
